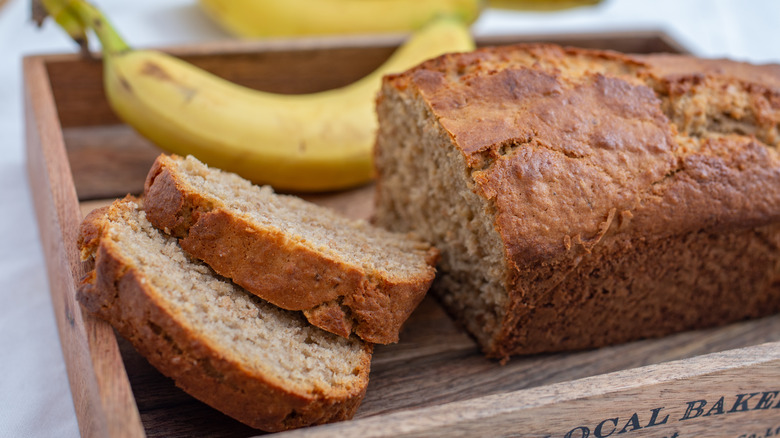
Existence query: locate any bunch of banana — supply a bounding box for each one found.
[198,0,483,38]
[42,0,475,191]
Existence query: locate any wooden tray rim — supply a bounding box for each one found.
[25,31,780,438]
[25,28,690,63]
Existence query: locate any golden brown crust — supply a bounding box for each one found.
[485,223,780,358]
[181,208,364,309]
[634,53,780,90]
[380,43,780,357]
[77,205,110,261]
[76,201,371,431]
[304,301,354,338]
[144,154,437,344]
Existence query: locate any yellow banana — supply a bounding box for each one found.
[48,0,475,192]
[199,0,483,38]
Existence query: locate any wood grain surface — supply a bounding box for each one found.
[24,56,145,438]
[280,342,780,437]
[27,31,779,438]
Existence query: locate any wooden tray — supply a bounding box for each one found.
[24,31,780,438]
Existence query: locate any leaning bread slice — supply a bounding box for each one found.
[77,197,372,432]
[143,154,439,344]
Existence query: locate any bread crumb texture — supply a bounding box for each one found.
[77,198,370,430]
[174,154,434,279]
[142,154,438,344]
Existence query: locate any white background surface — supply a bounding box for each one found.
[1,0,778,436]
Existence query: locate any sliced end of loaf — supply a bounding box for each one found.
[143,154,439,344]
[373,87,509,351]
[77,197,372,431]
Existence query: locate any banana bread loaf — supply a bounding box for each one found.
[78,197,372,431]
[373,43,780,358]
[143,154,439,344]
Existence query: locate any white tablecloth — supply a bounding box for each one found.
[1,0,778,436]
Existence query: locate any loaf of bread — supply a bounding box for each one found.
[373,43,780,358]
[143,154,439,344]
[77,197,372,431]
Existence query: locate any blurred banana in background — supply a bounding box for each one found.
[40,0,476,192]
[198,0,483,38]
[488,0,601,11]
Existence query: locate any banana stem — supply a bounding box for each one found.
[62,0,131,56]
[40,0,88,45]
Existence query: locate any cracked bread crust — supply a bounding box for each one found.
[375,43,780,358]
[77,198,372,431]
[143,154,439,344]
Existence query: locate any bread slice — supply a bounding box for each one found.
[373,43,780,358]
[142,154,439,344]
[77,197,372,431]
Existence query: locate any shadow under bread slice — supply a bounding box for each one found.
[142,154,440,344]
[77,197,372,432]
